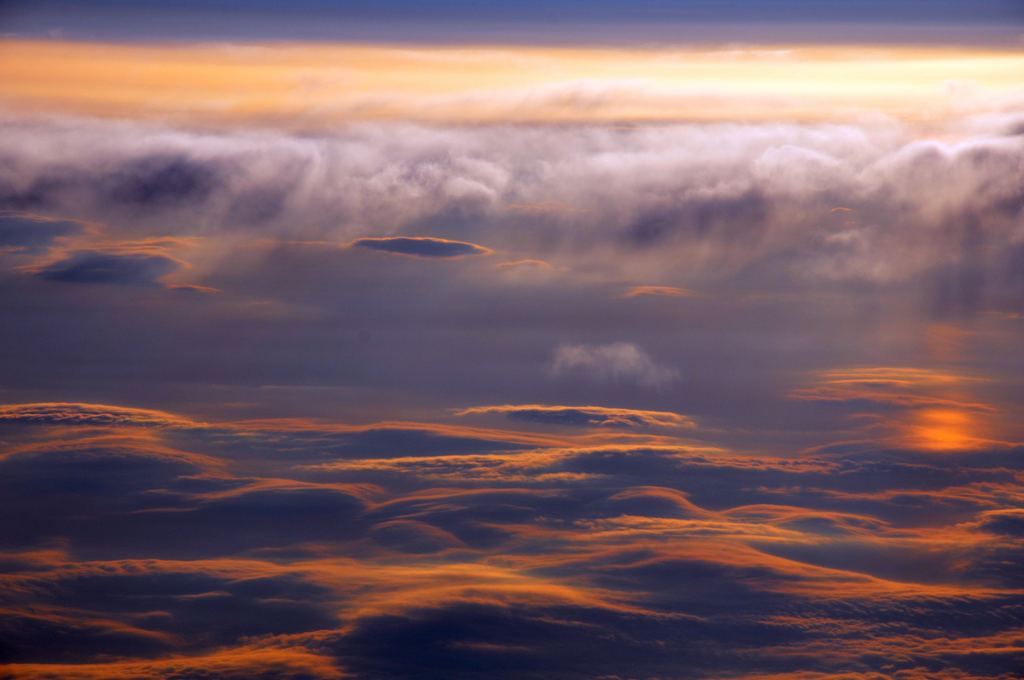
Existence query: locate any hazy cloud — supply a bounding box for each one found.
[551,342,679,387]
[1,114,1021,300]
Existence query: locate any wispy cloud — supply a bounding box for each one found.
[620,285,694,299]
[455,403,695,429]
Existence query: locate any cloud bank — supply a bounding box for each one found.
[2,113,1022,310]
[0,402,1021,679]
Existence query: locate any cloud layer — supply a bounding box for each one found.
[0,402,1021,679]
[2,112,1022,306]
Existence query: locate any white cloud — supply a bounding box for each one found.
[550,342,679,388]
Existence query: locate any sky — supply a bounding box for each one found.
[0,2,1023,679]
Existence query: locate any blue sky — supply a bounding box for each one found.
[2,0,1023,44]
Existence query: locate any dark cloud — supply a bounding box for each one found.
[971,508,1024,537]
[0,560,339,666]
[34,250,180,286]
[0,440,214,498]
[99,155,219,209]
[331,603,697,680]
[350,236,491,258]
[0,212,83,253]
[40,487,366,561]
[184,421,539,465]
[0,439,216,549]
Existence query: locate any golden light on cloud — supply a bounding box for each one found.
[454,403,696,429]
[810,367,978,389]
[1,41,1022,125]
[621,285,695,299]
[794,366,1020,453]
[902,407,985,452]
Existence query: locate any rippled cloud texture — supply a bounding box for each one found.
[1,4,1023,678]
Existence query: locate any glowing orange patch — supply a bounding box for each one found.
[904,408,981,452]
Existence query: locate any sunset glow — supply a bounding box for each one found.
[2,41,1023,125]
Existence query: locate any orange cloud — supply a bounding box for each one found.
[0,402,199,429]
[791,366,1019,452]
[897,407,1007,452]
[608,486,712,516]
[496,259,552,270]
[2,396,1020,677]
[454,403,696,429]
[620,285,695,299]
[3,645,344,679]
